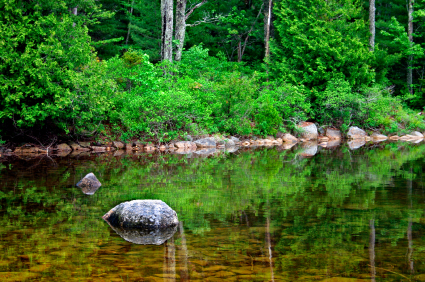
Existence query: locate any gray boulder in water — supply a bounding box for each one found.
[103,200,178,245]
[76,173,101,195]
[103,200,178,230]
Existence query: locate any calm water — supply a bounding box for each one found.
[1,143,425,281]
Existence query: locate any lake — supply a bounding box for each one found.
[1,142,425,281]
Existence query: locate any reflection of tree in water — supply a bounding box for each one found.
[1,144,425,280]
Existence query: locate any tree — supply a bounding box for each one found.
[161,0,174,62]
[369,0,375,51]
[0,0,114,132]
[264,0,273,59]
[407,0,415,94]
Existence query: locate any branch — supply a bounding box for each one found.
[185,0,208,21]
[186,14,222,27]
[241,3,264,59]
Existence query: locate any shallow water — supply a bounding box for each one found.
[1,143,425,281]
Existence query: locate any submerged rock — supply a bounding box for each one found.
[108,223,177,245]
[103,200,178,230]
[76,173,102,195]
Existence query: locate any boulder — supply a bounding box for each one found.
[410,131,424,138]
[68,142,81,151]
[230,136,240,143]
[225,146,239,153]
[371,132,388,141]
[113,150,125,157]
[79,142,91,148]
[194,148,217,157]
[57,143,72,151]
[113,141,125,149]
[327,139,342,148]
[281,142,297,150]
[300,142,318,157]
[194,138,216,148]
[348,139,366,150]
[103,200,178,230]
[389,135,400,140]
[175,141,197,149]
[318,136,329,142]
[325,128,342,140]
[224,139,235,148]
[125,143,133,151]
[76,173,101,195]
[90,146,106,152]
[298,122,318,140]
[347,126,367,139]
[107,224,177,245]
[281,133,298,143]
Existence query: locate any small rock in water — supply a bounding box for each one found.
[76,173,102,195]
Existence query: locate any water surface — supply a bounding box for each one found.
[1,143,425,281]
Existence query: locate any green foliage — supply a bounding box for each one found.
[0,0,114,133]
[272,0,375,89]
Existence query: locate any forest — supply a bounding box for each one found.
[2,0,425,143]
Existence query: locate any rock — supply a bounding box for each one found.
[319,142,327,147]
[125,143,133,150]
[76,173,101,195]
[348,139,366,150]
[371,132,388,141]
[113,150,125,157]
[223,139,235,148]
[300,142,318,157]
[389,135,400,140]
[108,224,177,245]
[347,126,367,140]
[326,128,342,140]
[175,141,196,149]
[57,143,72,151]
[159,145,167,151]
[410,131,424,138]
[194,148,217,157]
[106,146,116,152]
[230,136,240,143]
[281,142,297,150]
[276,138,283,144]
[267,135,275,141]
[113,141,125,149]
[103,200,178,230]
[68,142,81,151]
[318,136,329,142]
[318,127,326,135]
[168,143,176,149]
[79,142,91,148]
[327,139,342,148]
[298,122,318,140]
[242,141,250,146]
[90,146,106,152]
[225,146,239,153]
[14,145,45,154]
[144,145,156,152]
[134,141,144,150]
[281,133,298,143]
[365,136,372,141]
[194,138,216,148]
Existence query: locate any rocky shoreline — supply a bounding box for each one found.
[1,123,425,159]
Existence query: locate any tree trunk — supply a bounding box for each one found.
[369,0,375,51]
[70,7,77,28]
[407,0,414,94]
[161,0,174,62]
[175,0,187,61]
[264,0,273,60]
[125,0,135,45]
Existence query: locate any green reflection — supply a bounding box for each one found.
[0,143,425,281]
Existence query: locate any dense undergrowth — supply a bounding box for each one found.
[2,46,425,145]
